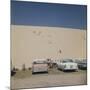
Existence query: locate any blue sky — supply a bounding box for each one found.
[11,1,87,29]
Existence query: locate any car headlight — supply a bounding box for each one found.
[64,65,66,68]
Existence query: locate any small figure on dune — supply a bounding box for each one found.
[33,30,36,34]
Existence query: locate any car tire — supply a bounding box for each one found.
[32,71,35,74]
[75,69,78,72]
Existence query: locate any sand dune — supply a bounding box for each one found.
[11,25,86,69]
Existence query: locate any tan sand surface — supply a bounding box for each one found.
[11,71,87,89]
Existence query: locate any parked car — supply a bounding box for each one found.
[11,67,17,76]
[78,59,87,70]
[11,70,16,76]
[32,59,48,74]
[57,59,78,71]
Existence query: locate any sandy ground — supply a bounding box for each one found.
[11,70,87,89]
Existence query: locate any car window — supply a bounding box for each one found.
[62,61,67,63]
[62,59,73,63]
[33,61,47,64]
[68,59,73,62]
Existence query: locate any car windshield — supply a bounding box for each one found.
[62,59,73,63]
[33,61,46,64]
[81,60,87,64]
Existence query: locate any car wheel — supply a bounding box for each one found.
[75,69,78,72]
[32,71,35,74]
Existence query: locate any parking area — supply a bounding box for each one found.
[11,68,87,89]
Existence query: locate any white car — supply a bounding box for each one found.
[32,59,48,74]
[57,59,78,71]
